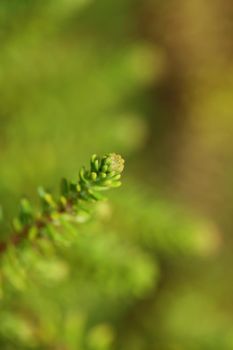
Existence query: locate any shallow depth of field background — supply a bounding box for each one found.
[0,1,233,349]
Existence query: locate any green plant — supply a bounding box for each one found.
[0,153,125,289]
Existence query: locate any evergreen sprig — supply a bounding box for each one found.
[0,153,125,255]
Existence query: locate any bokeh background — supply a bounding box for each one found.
[0,0,233,349]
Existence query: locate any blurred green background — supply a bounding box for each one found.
[0,0,233,349]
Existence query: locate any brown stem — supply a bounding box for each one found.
[0,199,75,255]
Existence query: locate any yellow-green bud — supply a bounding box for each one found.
[106,153,125,174]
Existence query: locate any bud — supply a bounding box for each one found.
[106,153,125,174]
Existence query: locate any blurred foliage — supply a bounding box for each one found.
[0,0,232,349]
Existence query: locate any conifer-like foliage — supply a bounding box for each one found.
[0,154,125,289]
[0,1,229,349]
